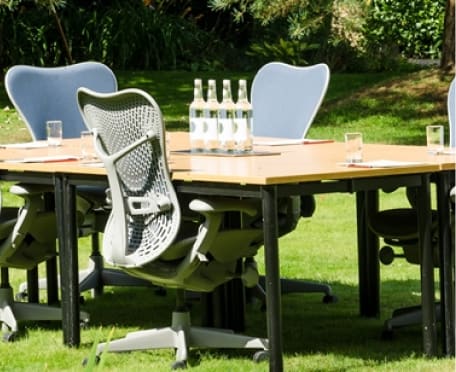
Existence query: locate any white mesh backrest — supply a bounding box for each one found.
[78,88,180,267]
[251,62,330,139]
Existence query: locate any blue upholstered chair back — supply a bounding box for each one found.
[251,62,330,139]
[5,62,117,140]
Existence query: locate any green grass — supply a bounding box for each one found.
[0,67,454,371]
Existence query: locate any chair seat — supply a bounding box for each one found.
[369,208,438,241]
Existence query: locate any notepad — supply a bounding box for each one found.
[171,149,279,157]
[253,138,333,146]
[0,141,49,149]
[3,155,80,163]
[339,160,427,168]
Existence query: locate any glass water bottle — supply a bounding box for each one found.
[189,79,205,152]
[203,79,219,152]
[217,79,236,152]
[234,79,253,152]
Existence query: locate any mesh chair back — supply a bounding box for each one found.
[77,88,180,268]
[251,62,330,139]
[5,62,117,140]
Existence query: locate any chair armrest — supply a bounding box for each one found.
[189,198,259,217]
[9,183,54,196]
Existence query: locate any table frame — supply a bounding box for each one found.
[0,140,453,370]
[29,170,446,368]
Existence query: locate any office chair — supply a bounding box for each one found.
[4,62,153,299]
[77,87,268,368]
[250,62,336,303]
[368,77,455,337]
[0,184,89,341]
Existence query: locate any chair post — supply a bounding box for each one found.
[1,267,10,288]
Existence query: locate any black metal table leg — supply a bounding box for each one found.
[54,175,80,347]
[436,171,455,356]
[356,190,380,317]
[43,193,59,305]
[46,256,59,305]
[26,267,39,303]
[417,174,437,356]
[261,185,283,372]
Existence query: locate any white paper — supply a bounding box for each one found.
[254,138,333,146]
[340,160,427,168]
[0,141,49,149]
[4,155,80,163]
[81,161,104,167]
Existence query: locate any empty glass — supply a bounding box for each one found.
[426,125,444,154]
[46,120,62,147]
[80,130,96,160]
[345,132,363,163]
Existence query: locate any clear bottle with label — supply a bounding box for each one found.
[234,79,253,152]
[203,79,219,152]
[217,79,236,152]
[188,79,205,152]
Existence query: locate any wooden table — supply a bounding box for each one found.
[0,135,453,370]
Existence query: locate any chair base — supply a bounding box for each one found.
[0,287,89,340]
[96,310,268,367]
[256,276,337,309]
[18,254,155,299]
[383,303,441,334]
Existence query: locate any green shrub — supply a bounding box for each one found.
[363,0,445,62]
[0,0,228,71]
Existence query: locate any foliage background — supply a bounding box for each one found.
[0,0,448,73]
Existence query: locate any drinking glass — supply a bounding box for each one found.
[426,125,444,154]
[345,132,363,163]
[80,130,96,160]
[46,120,63,147]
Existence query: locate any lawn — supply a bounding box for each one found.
[0,66,454,371]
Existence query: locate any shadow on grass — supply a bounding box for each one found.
[62,276,436,365]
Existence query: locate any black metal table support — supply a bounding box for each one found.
[417,174,437,356]
[261,185,283,372]
[46,256,59,305]
[356,190,380,317]
[436,171,455,356]
[43,193,59,305]
[26,267,39,303]
[54,175,80,347]
[201,279,246,333]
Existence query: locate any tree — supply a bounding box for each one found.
[440,0,455,72]
[0,0,72,64]
[209,0,333,41]
[211,0,453,71]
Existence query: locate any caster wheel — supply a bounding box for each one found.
[253,350,269,363]
[171,360,187,369]
[80,319,89,329]
[82,355,100,367]
[3,331,18,342]
[322,294,338,304]
[15,292,28,301]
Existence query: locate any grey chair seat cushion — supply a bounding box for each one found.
[369,208,438,241]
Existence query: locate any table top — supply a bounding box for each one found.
[0,133,453,186]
